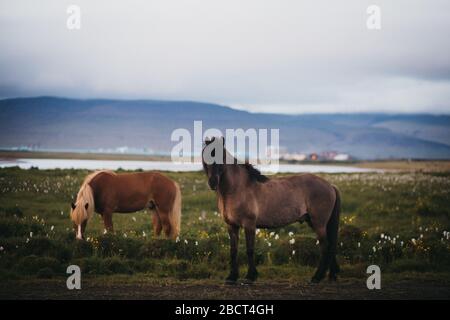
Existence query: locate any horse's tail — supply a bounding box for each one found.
[327,185,341,258]
[168,182,182,239]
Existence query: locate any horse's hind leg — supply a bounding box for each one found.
[329,255,340,281]
[152,212,162,236]
[327,221,340,281]
[158,211,172,238]
[311,227,331,283]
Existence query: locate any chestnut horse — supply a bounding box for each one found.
[70,170,181,240]
[202,137,340,284]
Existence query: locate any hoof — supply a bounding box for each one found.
[225,279,238,285]
[310,277,322,284]
[240,278,255,286]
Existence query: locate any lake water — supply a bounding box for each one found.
[0,158,378,173]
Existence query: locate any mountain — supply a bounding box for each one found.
[1,96,450,159]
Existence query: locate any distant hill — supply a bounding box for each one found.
[1,96,450,159]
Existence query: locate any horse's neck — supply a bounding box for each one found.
[219,165,248,195]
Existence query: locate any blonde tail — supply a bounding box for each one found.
[168,182,182,239]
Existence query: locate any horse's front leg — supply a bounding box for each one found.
[226,224,240,284]
[244,225,258,283]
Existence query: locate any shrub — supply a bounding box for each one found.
[0,218,45,238]
[187,262,212,279]
[36,267,54,279]
[387,258,434,273]
[94,234,122,257]
[19,237,72,262]
[139,239,177,259]
[0,206,24,218]
[291,237,320,266]
[338,225,367,263]
[76,256,110,275]
[104,256,133,274]
[339,225,363,243]
[17,255,62,275]
[73,240,94,258]
[272,242,291,265]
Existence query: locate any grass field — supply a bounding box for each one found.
[0,166,450,299]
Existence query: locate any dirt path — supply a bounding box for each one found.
[1,278,449,300]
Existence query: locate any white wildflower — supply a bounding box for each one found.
[289,238,295,245]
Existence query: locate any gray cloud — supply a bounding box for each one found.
[0,0,449,114]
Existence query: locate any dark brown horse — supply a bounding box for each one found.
[70,170,181,240]
[202,137,340,284]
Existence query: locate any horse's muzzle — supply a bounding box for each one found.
[208,177,218,190]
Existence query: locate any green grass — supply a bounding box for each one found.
[0,167,449,282]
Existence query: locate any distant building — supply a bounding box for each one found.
[321,151,338,160]
[281,153,307,161]
[333,153,350,161]
[309,153,319,161]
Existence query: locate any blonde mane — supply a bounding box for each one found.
[71,170,116,225]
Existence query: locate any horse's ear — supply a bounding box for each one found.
[205,136,213,145]
[85,203,89,210]
[71,202,76,210]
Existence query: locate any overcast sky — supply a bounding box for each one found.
[0,0,449,114]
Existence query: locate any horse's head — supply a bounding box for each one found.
[202,137,226,191]
[70,201,89,240]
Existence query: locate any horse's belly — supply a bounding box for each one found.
[256,206,302,228]
[115,193,149,213]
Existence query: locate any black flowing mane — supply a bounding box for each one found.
[243,163,269,183]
